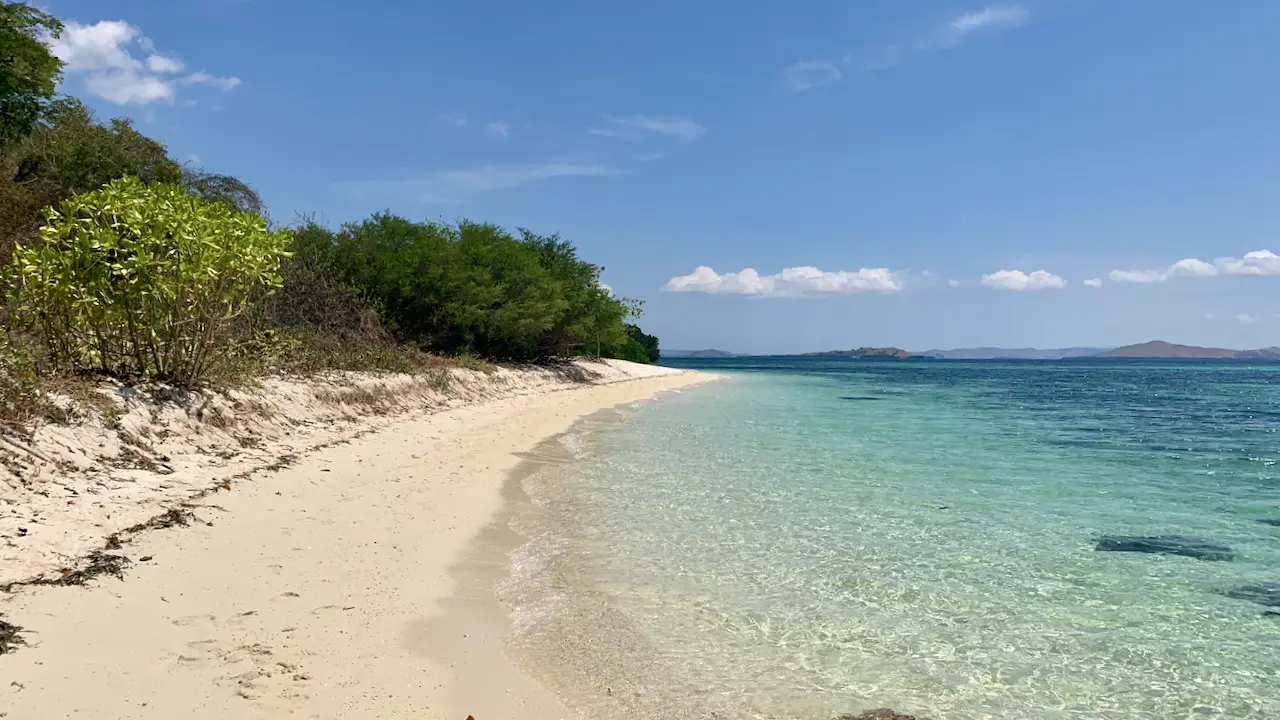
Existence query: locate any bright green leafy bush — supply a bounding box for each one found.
[6,176,292,382]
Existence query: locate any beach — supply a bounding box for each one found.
[1,361,714,719]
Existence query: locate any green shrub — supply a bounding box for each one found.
[0,335,41,428]
[255,220,384,341]
[6,176,292,383]
[0,99,186,268]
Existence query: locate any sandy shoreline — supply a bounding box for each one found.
[1,365,715,719]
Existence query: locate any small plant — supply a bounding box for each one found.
[428,369,452,392]
[101,404,122,430]
[6,177,293,384]
[0,336,46,430]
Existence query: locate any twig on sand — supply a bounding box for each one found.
[0,434,52,464]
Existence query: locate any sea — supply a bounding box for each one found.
[497,358,1280,720]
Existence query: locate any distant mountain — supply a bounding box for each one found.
[799,347,922,359]
[1097,341,1280,359]
[663,349,736,358]
[924,347,1111,360]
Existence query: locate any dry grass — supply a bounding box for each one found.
[2,326,499,437]
[312,382,398,410]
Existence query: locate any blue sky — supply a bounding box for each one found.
[41,0,1280,353]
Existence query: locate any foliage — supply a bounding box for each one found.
[253,219,382,340]
[181,169,266,217]
[0,2,62,147]
[0,99,185,266]
[6,177,293,382]
[624,324,661,363]
[320,213,652,362]
[0,334,41,429]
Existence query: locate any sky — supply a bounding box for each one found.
[37,0,1280,354]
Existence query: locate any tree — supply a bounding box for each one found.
[625,324,660,363]
[0,2,62,147]
[182,169,267,217]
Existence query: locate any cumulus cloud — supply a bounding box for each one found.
[484,121,509,138]
[1109,250,1280,283]
[590,115,706,141]
[665,265,903,298]
[1083,278,1103,288]
[1236,313,1257,324]
[1217,250,1280,276]
[948,279,961,288]
[145,54,184,73]
[782,60,843,91]
[48,20,241,105]
[980,269,1067,291]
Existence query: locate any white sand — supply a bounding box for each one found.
[0,361,715,719]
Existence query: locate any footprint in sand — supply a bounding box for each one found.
[170,613,218,628]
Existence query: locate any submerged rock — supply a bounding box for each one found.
[1257,519,1280,527]
[1093,535,1235,561]
[1223,582,1280,608]
[838,710,919,720]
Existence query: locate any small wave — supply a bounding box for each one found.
[558,432,586,458]
[500,533,570,637]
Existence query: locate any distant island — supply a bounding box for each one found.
[923,347,1111,360]
[667,342,1280,361]
[799,347,922,359]
[1097,341,1280,360]
[663,349,736,358]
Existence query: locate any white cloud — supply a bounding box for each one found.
[146,54,183,73]
[947,6,1031,42]
[1083,278,1103,288]
[484,121,509,138]
[981,269,1066,291]
[48,20,240,105]
[598,281,613,295]
[782,60,843,91]
[948,279,961,288]
[1216,250,1280,276]
[184,71,241,91]
[665,265,903,298]
[865,5,1029,72]
[48,20,138,71]
[1109,250,1280,283]
[1237,313,1257,324]
[590,115,706,141]
[85,71,174,104]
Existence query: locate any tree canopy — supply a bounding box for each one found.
[299,214,647,361]
[0,2,63,147]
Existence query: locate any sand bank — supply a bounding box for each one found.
[1,360,714,719]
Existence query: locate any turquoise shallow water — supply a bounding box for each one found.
[505,359,1280,720]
